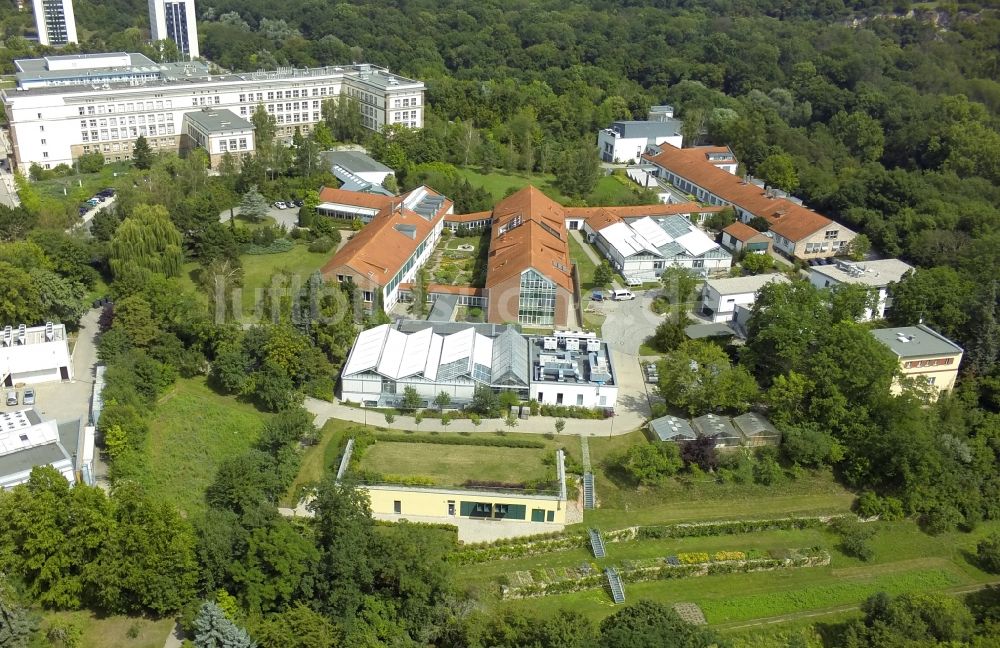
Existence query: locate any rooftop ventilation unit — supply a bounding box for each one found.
[543,337,558,351]
[586,338,602,352]
[16,324,25,345]
[564,337,580,351]
[44,322,53,341]
[2,326,10,347]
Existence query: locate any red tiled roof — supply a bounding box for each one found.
[564,201,722,220]
[644,145,844,243]
[321,187,452,286]
[485,186,573,292]
[722,221,766,242]
[444,211,492,223]
[317,186,394,210]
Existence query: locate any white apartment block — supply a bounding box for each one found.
[3,53,425,170]
[149,0,200,60]
[32,0,77,46]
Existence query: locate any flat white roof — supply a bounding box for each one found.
[0,323,71,379]
[810,258,913,288]
[0,410,56,455]
[705,273,790,295]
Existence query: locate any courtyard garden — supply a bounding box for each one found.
[426,230,490,287]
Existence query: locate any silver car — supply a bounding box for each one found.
[22,388,35,406]
[5,390,17,406]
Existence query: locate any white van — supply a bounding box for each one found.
[611,289,635,301]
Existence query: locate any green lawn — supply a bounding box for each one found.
[357,441,554,487]
[143,377,271,516]
[586,174,643,205]
[34,610,174,648]
[179,242,331,318]
[33,163,131,201]
[455,167,570,203]
[569,234,600,291]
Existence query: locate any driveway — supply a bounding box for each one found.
[20,307,100,426]
[600,289,661,356]
[220,204,300,230]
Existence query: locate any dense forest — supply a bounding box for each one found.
[1,0,1000,646]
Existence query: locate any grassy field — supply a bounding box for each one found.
[583,431,855,527]
[455,167,570,203]
[282,418,363,506]
[143,377,270,516]
[357,441,554,486]
[33,610,173,648]
[462,518,1000,629]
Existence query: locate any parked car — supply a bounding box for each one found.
[22,388,34,406]
[292,199,304,207]
[611,289,635,301]
[591,291,604,302]
[273,201,288,209]
[6,390,17,406]
[645,363,659,383]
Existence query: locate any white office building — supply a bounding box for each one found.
[149,0,199,60]
[699,273,790,324]
[597,119,683,164]
[588,214,732,282]
[340,323,619,413]
[808,258,913,321]
[32,0,77,46]
[0,322,73,386]
[4,53,425,170]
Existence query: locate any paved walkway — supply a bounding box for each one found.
[304,396,645,437]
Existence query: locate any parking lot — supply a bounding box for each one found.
[2,308,100,437]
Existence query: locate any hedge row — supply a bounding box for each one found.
[452,515,848,565]
[243,239,295,255]
[450,532,590,565]
[374,433,546,449]
[634,516,846,540]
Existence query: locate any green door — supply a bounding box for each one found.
[531,508,545,522]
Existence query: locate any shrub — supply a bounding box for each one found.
[677,552,711,564]
[977,533,1000,574]
[855,491,904,520]
[243,239,294,255]
[373,432,545,448]
[307,236,335,253]
[831,517,876,561]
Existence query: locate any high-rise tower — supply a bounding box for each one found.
[32,0,78,46]
[148,0,199,60]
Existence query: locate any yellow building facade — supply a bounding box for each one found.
[871,324,964,401]
[364,484,567,524]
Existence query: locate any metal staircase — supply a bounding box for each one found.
[583,472,596,509]
[589,528,606,559]
[605,567,626,604]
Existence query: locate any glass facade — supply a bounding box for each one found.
[518,270,556,326]
[165,2,191,58]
